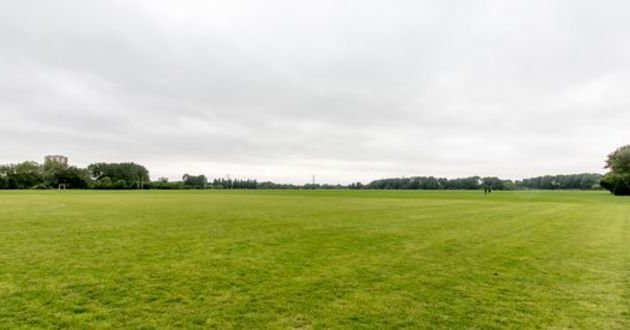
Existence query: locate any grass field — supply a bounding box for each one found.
[0,190,628,329]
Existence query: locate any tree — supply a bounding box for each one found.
[482,177,504,191]
[94,177,113,189]
[88,162,150,189]
[182,174,207,188]
[0,173,7,189]
[43,161,90,189]
[605,145,630,174]
[112,179,127,189]
[3,161,43,189]
[601,145,630,195]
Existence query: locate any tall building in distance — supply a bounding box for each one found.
[44,155,68,166]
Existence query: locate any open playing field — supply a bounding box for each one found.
[0,190,629,328]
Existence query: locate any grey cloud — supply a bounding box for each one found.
[1,0,629,183]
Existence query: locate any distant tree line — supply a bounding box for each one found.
[0,160,149,190]
[151,179,347,190]
[518,173,601,190]
[0,159,604,191]
[363,174,601,191]
[365,176,499,190]
[0,161,91,189]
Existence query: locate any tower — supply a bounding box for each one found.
[44,155,68,166]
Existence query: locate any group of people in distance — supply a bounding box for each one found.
[483,185,493,195]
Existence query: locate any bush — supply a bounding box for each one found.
[93,177,112,189]
[601,173,630,196]
[113,179,127,189]
[602,145,630,196]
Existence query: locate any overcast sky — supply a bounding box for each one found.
[1,1,628,184]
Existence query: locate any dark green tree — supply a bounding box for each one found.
[3,162,43,189]
[88,162,149,189]
[601,145,630,195]
[183,174,208,188]
[43,161,90,189]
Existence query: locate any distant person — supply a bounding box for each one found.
[483,184,492,195]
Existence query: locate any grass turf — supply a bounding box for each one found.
[0,190,628,328]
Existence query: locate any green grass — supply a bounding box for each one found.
[0,190,629,329]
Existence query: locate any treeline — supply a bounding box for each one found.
[365,176,501,190]
[364,173,602,190]
[519,173,602,190]
[0,161,150,189]
[151,179,347,190]
[151,177,261,190]
[0,159,602,190]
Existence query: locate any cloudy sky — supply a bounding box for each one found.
[1,1,628,184]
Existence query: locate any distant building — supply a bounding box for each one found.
[45,155,68,166]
